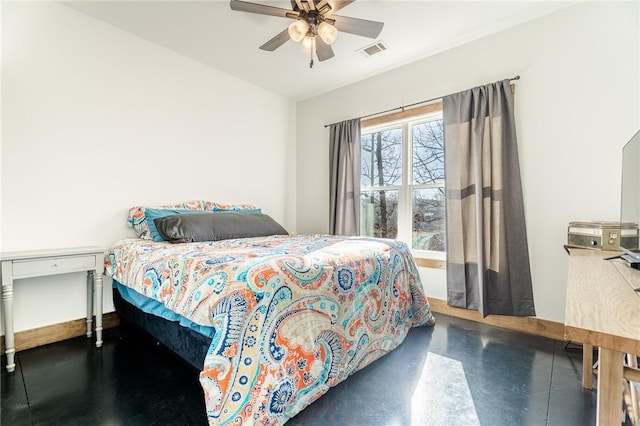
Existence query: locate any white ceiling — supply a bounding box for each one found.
[62,1,574,100]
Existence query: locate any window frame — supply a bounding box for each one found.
[360,101,445,262]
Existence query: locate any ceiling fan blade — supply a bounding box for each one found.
[230,0,299,19]
[259,28,291,51]
[315,37,335,62]
[317,0,355,16]
[294,0,305,12]
[332,15,384,38]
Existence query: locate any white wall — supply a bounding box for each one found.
[1,2,296,333]
[2,1,638,335]
[296,2,640,323]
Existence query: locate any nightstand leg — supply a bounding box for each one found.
[86,271,94,338]
[94,272,103,348]
[1,263,15,373]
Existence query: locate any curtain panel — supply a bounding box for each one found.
[443,80,535,317]
[329,118,361,236]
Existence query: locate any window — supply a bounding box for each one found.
[360,105,445,257]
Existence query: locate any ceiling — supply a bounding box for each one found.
[62,1,574,100]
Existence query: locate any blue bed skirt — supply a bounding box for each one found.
[112,281,213,370]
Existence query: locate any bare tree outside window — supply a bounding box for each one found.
[412,120,445,251]
[360,116,445,252]
[360,127,401,239]
[412,120,444,185]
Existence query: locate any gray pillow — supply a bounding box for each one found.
[154,212,288,243]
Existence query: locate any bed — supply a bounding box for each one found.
[105,201,435,425]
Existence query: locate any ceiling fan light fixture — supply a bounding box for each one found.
[288,20,309,42]
[318,21,338,45]
[230,0,385,67]
[301,35,315,53]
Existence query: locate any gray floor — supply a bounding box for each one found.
[2,313,607,425]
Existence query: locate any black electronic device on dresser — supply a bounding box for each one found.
[619,130,640,271]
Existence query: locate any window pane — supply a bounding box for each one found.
[412,188,446,251]
[361,127,402,187]
[412,120,444,185]
[360,190,398,239]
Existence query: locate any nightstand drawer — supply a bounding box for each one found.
[12,255,97,278]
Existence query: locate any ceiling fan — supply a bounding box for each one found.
[230,0,384,68]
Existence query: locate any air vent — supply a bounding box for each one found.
[358,41,388,58]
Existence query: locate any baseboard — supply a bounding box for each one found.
[1,312,120,354]
[428,297,565,341]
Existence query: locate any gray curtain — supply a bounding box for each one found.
[443,80,535,317]
[329,118,361,235]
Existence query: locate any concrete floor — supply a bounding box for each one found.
[2,313,607,425]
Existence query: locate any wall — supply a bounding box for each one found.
[296,2,640,323]
[1,2,296,332]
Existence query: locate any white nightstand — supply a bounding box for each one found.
[1,246,105,373]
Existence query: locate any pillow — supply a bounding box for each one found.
[145,208,262,242]
[154,212,288,243]
[127,200,259,240]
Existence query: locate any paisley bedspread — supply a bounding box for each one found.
[105,234,434,425]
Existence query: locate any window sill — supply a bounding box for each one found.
[413,257,446,270]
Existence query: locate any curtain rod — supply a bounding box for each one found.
[324,75,520,128]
